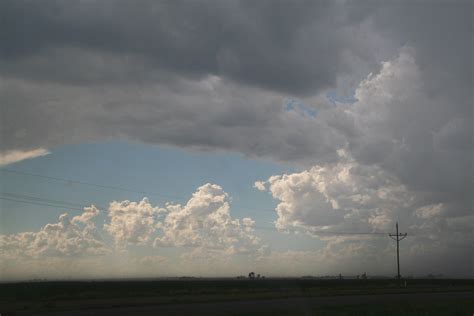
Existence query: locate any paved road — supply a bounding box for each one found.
[16,291,474,315]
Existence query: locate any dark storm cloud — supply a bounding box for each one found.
[0,0,371,94]
[1,0,383,159]
[1,1,470,164]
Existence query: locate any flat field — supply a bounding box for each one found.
[1,278,473,315]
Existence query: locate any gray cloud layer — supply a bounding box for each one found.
[1,1,470,154]
[1,1,378,92]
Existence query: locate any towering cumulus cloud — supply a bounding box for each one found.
[255,48,472,276]
[1,206,109,258]
[103,184,261,255]
[104,198,164,250]
[153,184,260,255]
[1,184,262,278]
[261,149,412,234]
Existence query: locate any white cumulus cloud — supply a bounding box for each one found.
[0,206,109,259]
[0,148,50,166]
[262,150,412,234]
[154,183,261,255]
[253,181,266,191]
[104,198,164,249]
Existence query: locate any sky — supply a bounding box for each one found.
[0,0,472,280]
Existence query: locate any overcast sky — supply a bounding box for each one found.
[1,0,472,280]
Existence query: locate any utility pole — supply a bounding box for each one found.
[389,222,407,284]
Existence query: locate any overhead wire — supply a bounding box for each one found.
[1,169,413,237]
[0,194,396,236]
[0,196,87,212]
[1,168,276,213]
[1,191,107,210]
[1,168,185,201]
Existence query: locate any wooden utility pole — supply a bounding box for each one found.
[389,222,407,284]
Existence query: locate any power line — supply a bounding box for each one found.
[1,192,106,210]
[1,169,276,213]
[389,222,407,284]
[1,194,395,236]
[253,225,389,235]
[0,196,88,212]
[1,169,184,201]
[0,196,112,241]
[309,230,387,235]
[0,195,283,232]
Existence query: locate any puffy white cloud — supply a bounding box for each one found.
[0,206,109,259]
[260,150,412,234]
[104,198,164,249]
[242,217,255,227]
[154,183,261,255]
[102,184,261,256]
[253,181,266,191]
[1,183,262,271]
[0,147,50,166]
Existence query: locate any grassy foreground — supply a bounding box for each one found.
[1,278,473,315]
